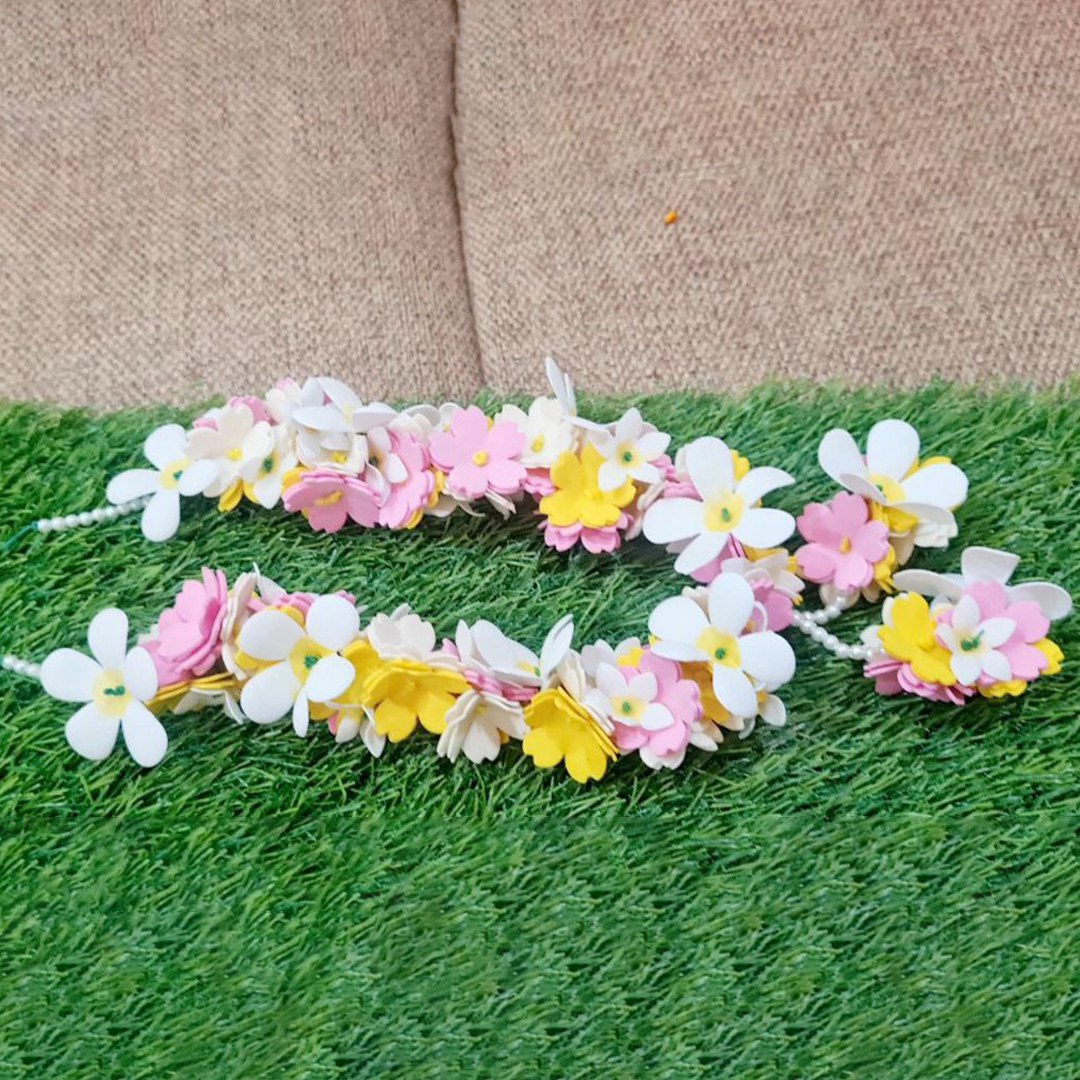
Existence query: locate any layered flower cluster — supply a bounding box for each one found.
[795,420,970,605]
[36,566,800,776]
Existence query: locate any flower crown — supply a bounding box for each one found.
[2,360,1071,778]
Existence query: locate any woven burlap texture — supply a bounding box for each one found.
[0,0,482,407]
[455,0,1080,395]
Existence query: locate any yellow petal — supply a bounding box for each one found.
[374,698,417,742]
[522,725,563,769]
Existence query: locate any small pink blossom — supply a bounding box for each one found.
[145,568,229,684]
[796,492,890,592]
[283,470,380,532]
[541,516,626,554]
[522,468,555,498]
[429,405,527,500]
[864,656,975,705]
[378,431,435,529]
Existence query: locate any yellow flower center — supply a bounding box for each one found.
[159,457,189,491]
[227,448,243,462]
[472,450,490,467]
[703,492,745,533]
[314,490,343,507]
[869,473,905,504]
[617,444,640,468]
[531,436,546,453]
[516,660,542,677]
[614,696,645,723]
[332,450,350,464]
[696,628,741,668]
[289,637,331,682]
[839,537,852,554]
[92,668,131,718]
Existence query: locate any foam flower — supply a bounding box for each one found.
[437,691,529,764]
[40,608,166,767]
[540,444,636,532]
[282,469,380,532]
[238,425,299,509]
[327,706,386,755]
[237,594,360,736]
[873,593,957,689]
[717,551,804,632]
[893,546,1073,623]
[796,492,891,593]
[429,405,527,501]
[290,377,397,443]
[377,430,436,529]
[933,594,1016,685]
[106,424,218,542]
[149,568,229,683]
[641,436,795,576]
[186,403,273,504]
[590,408,671,492]
[817,419,968,546]
[648,572,796,720]
[495,397,578,469]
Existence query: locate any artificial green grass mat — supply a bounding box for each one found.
[1,383,1078,1078]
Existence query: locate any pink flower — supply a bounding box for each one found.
[796,492,890,592]
[441,642,538,703]
[378,431,435,529]
[541,518,626,554]
[611,650,701,763]
[429,405,527,500]
[522,468,555,498]
[283,470,380,533]
[148,568,229,683]
[864,656,975,704]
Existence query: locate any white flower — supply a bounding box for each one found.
[237,425,298,509]
[265,377,324,427]
[106,424,218,542]
[464,614,575,689]
[594,664,674,730]
[328,706,386,755]
[648,572,796,719]
[893,546,1073,622]
[495,397,578,468]
[292,377,397,443]
[40,608,166,767]
[581,637,643,678]
[720,551,804,601]
[817,419,968,547]
[437,691,528,764]
[186,404,273,497]
[365,608,447,664]
[935,595,1016,685]
[642,436,795,575]
[590,408,671,491]
[237,594,360,737]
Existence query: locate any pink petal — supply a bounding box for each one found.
[796,543,840,584]
[851,520,890,562]
[485,458,528,494]
[450,406,489,454]
[833,551,875,592]
[830,491,871,534]
[796,502,843,547]
[486,420,526,460]
[448,462,489,500]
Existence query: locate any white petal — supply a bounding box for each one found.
[759,694,787,728]
[732,507,795,549]
[88,608,129,670]
[123,647,159,701]
[626,671,658,701]
[317,376,362,411]
[636,430,671,460]
[120,701,169,767]
[462,719,504,764]
[651,639,706,663]
[293,691,310,737]
[980,617,1017,648]
[983,650,1013,683]
[474,621,538,675]
[649,596,709,649]
[304,654,355,703]
[545,355,576,415]
[382,452,409,485]
[1008,582,1073,622]
[711,665,758,719]
[178,458,218,497]
[961,546,1019,585]
[895,501,955,526]
[674,531,728,576]
[818,428,867,486]
[865,419,920,481]
[628,460,661,485]
[238,609,305,662]
[66,703,120,761]
[685,437,734,500]
[891,569,958,600]
[935,624,961,652]
[738,632,796,690]
[144,424,188,469]
[240,661,299,724]
[141,489,181,542]
[641,703,675,731]
[707,573,756,635]
[106,469,159,504]
[597,459,627,492]
[292,404,353,433]
[41,649,100,702]
[950,652,982,686]
[899,463,968,510]
[306,595,361,652]
[952,595,981,633]
[614,408,642,443]
[595,663,627,698]
[539,614,574,678]
[736,467,795,506]
[642,498,706,545]
[839,473,887,504]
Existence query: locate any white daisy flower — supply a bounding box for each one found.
[237,594,360,737]
[642,436,796,575]
[466,614,575,689]
[40,608,166,767]
[817,419,968,547]
[648,572,796,720]
[291,376,397,443]
[594,664,674,730]
[935,595,1017,685]
[238,425,299,509]
[186,403,273,497]
[590,408,671,492]
[106,424,218,542]
[437,692,528,764]
[495,397,578,469]
[893,546,1073,623]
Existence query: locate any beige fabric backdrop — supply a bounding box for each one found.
[455,0,1080,395]
[0,0,482,407]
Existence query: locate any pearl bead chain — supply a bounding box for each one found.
[34,495,150,534]
[2,654,41,681]
[789,603,873,662]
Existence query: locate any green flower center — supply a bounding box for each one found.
[960,632,983,653]
[262,456,275,473]
[304,654,320,670]
[102,685,126,697]
[714,647,727,662]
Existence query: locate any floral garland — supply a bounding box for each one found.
[2,361,1071,778]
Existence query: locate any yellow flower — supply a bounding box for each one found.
[540,444,635,528]
[978,679,1027,699]
[149,671,240,715]
[877,593,956,686]
[217,479,244,513]
[522,688,616,782]
[868,497,918,543]
[1035,637,1064,676]
[342,640,468,743]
